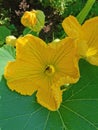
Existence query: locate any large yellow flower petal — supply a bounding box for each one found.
[4,61,39,95]
[49,37,80,84]
[62,15,81,38]
[82,16,98,48]
[36,83,62,111]
[16,34,47,63]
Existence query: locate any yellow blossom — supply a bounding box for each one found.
[62,15,98,66]
[21,10,37,28]
[4,34,79,111]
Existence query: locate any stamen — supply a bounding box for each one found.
[45,65,55,76]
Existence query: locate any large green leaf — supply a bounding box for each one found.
[0,60,98,130]
[0,45,15,80]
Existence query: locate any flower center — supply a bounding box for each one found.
[45,65,55,76]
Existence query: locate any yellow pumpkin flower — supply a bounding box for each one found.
[21,10,37,28]
[4,34,79,111]
[62,15,98,66]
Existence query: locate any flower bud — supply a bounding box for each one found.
[6,35,16,46]
[21,10,37,28]
[21,10,45,32]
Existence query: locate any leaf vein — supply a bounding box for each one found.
[57,110,68,130]
[64,98,98,102]
[42,111,50,130]
[22,107,43,130]
[61,104,98,130]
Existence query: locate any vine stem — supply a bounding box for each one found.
[77,0,96,24]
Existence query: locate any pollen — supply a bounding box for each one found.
[45,65,55,76]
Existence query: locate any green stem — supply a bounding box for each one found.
[77,0,96,24]
[27,29,33,34]
[27,29,39,36]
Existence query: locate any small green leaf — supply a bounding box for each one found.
[23,28,38,36]
[0,45,15,80]
[0,60,98,130]
[0,26,11,45]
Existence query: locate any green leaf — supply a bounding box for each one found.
[23,28,38,36]
[0,26,11,45]
[0,45,15,80]
[0,59,98,130]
